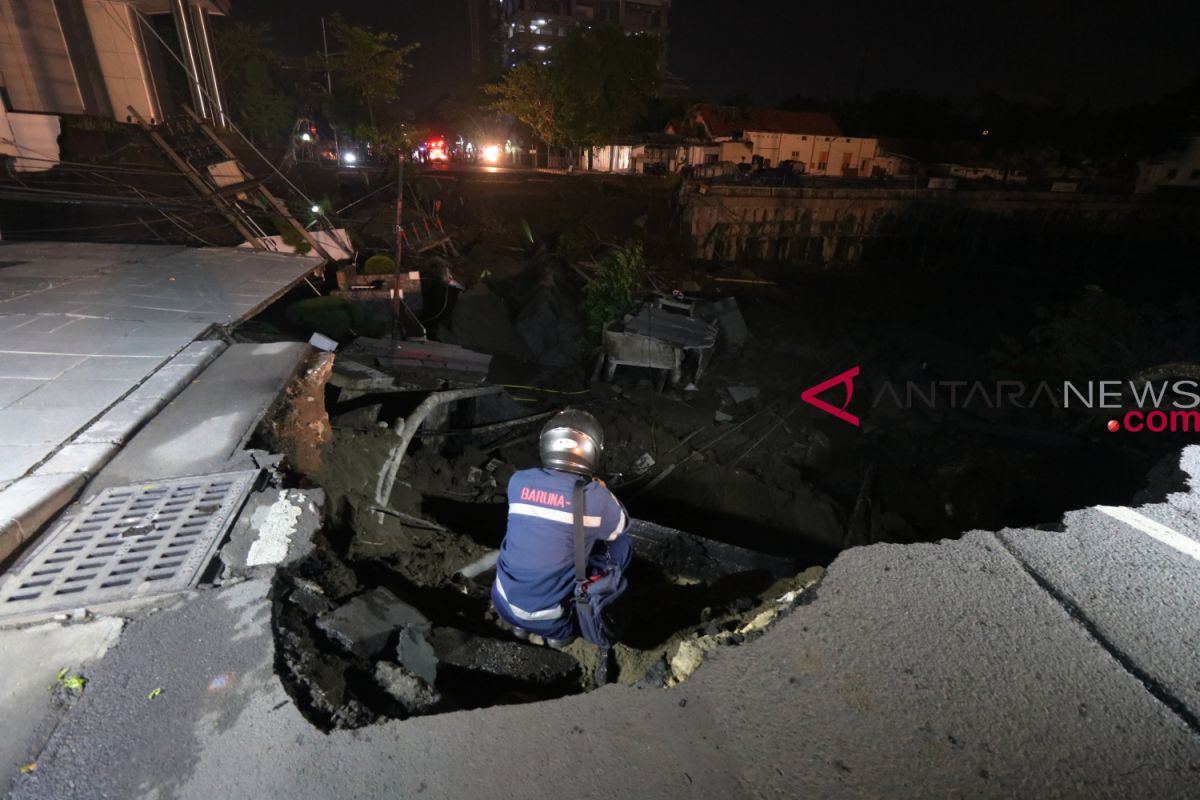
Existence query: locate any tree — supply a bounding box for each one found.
[555,24,661,166]
[485,23,660,167]
[485,61,563,148]
[323,15,419,127]
[213,21,294,143]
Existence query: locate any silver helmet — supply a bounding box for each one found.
[539,409,604,476]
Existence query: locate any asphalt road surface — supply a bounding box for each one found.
[8,449,1200,799]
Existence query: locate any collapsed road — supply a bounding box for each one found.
[2,236,1200,797]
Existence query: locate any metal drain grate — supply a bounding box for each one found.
[0,471,260,622]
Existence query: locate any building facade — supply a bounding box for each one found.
[677,104,880,176]
[498,0,670,70]
[0,0,228,125]
[1137,136,1200,193]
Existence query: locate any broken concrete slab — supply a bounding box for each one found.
[430,628,580,684]
[316,587,430,659]
[345,337,493,385]
[727,385,760,404]
[329,359,398,393]
[395,626,438,684]
[515,278,584,368]
[220,488,325,578]
[626,519,797,581]
[374,662,440,714]
[699,297,750,349]
[436,283,534,362]
[288,584,334,617]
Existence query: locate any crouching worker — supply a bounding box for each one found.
[492,409,632,654]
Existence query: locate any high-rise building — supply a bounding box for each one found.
[498,0,670,71]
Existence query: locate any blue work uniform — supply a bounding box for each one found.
[491,468,632,641]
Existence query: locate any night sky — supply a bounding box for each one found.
[236,0,1199,110]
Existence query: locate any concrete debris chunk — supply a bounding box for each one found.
[316,587,430,659]
[328,358,397,392]
[430,628,580,684]
[708,297,750,348]
[727,385,760,404]
[715,410,734,423]
[395,626,439,684]
[289,585,334,617]
[308,332,338,352]
[374,662,441,713]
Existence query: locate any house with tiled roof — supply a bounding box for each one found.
[671,104,883,176]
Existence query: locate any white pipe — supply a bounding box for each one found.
[457,550,500,579]
[373,386,504,519]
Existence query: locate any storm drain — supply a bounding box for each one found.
[0,471,260,622]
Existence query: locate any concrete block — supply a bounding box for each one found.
[74,394,165,445]
[34,443,119,478]
[430,628,580,684]
[0,473,87,563]
[316,587,430,659]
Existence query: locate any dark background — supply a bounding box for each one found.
[234,0,1199,110]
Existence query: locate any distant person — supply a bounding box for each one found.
[492,410,631,652]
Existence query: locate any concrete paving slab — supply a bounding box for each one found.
[0,354,87,380]
[0,446,47,482]
[0,379,38,408]
[0,617,124,790]
[0,242,319,570]
[33,443,119,479]
[86,342,310,492]
[57,357,163,382]
[11,379,129,410]
[0,242,318,498]
[0,409,96,446]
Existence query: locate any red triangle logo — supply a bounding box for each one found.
[801,366,860,427]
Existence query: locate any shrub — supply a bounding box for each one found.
[362,254,396,275]
[580,241,645,345]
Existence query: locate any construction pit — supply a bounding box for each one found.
[232,241,1197,730]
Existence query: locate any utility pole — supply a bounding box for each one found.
[321,17,339,155]
[466,0,481,76]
